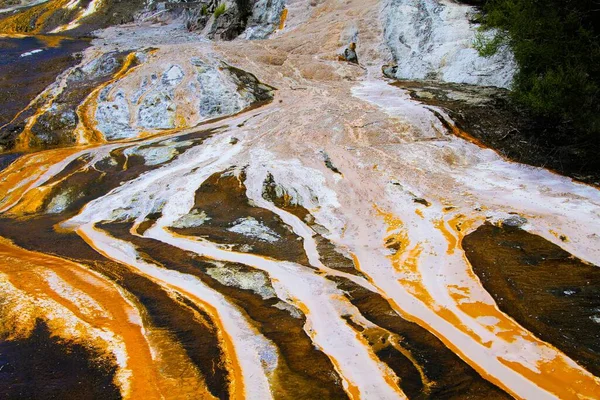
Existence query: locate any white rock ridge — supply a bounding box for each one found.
[383,0,516,88]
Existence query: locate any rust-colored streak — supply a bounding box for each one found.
[349,329,406,399]
[0,147,81,213]
[278,8,288,31]
[500,358,600,400]
[0,237,215,399]
[0,237,161,398]
[378,207,491,344]
[0,0,71,34]
[375,207,600,399]
[414,208,424,219]
[76,227,243,400]
[328,357,362,400]
[14,99,55,151]
[75,52,140,146]
[434,219,457,254]
[0,33,69,48]
[174,292,246,400]
[448,122,487,148]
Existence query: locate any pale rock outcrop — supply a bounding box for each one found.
[96,89,136,140]
[180,0,286,40]
[383,0,516,88]
[94,53,274,140]
[243,0,286,39]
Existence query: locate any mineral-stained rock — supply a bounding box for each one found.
[342,42,358,64]
[243,0,286,39]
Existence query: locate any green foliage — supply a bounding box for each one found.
[201,5,208,16]
[214,3,226,19]
[477,0,600,139]
[473,31,506,57]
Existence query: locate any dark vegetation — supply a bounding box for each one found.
[474,0,600,153]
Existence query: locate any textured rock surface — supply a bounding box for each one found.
[95,53,274,140]
[383,0,516,88]
[243,0,286,39]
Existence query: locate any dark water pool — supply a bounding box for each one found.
[0,35,89,127]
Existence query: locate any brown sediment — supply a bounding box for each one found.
[2,129,214,218]
[0,35,89,137]
[91,260,230,399]
[391,80,600,185]
[99,221,348,399]
[388,81,500,149]
[263,174,366,277]
[136,212,162,235]
[14,93,56,151]
[262,172,310,220]
[75,226,246,400]
[463,223,600,378]
[374,208,528,396]
[171,170,310,266]
[433,217,600,398]
[0,214,229,398]
[315,233,368,277]
[293,297,365,400]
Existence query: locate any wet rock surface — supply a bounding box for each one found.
[1,45,273,151]
[0,35,89,149]
[393,80,600,185]
[464,223,600,377]
[0,320,121,400]
[0,0,599,399]
[0,0,146,35]
[180,0,286,40]
[172,170,310,265]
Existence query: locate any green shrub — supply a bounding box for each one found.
[214,3,226,19]
[472,31,506,58]
[476,0,600,139]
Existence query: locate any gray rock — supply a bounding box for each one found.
[382,64,398,79]
[161,65,185,87]
[502,215,528,228]
[138,92,177,130]
[243,0,286,39]
[96,90,137,140]
[208,1,247,40]
[342,43,358,64]
[383,0,516,88]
